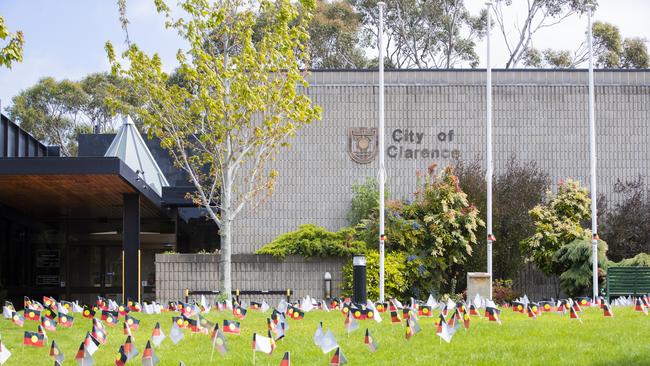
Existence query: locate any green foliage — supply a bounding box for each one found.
[355,165,484,296]
[553,237,608,298]
[342,250,408,300]
[593,21,649,69]
[7,73,141,156]
[615,253,650,267]
[347,177,381,226]
[0,16,24,69]
[492,279,521,305]
[600,178,650,262]
[306,0,369,68]
[107,0,321,294]
[256,224,366,259]
[457,157,550,283]
[351,0,486,68]
[521,179,591,275]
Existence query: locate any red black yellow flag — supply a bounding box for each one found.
[223,319,241,335]
[23,331,45,347]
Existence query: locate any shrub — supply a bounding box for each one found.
[456,156,549,282]
[256,224,366,259]
[492,279,521,305]
[341,250,409,300]
[347,177,384,226]
[615,253,650,267]
[354,164,484,295]
[600,177,650,262]
[552,237,609,298]
[521,179,591,275]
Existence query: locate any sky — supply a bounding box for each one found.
[0,0,649,109]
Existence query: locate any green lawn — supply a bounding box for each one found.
[1,305,648,365]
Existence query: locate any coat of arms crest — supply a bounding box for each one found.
[348,127,378,164]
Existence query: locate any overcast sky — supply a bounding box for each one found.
[1,0,648,110]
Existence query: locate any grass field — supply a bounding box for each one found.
[0,304,649,365]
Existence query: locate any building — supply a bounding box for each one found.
[1,69,649,304]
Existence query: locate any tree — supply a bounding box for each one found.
[106,0,321,298]
[351,0,486,68]
[7,77,90,156]
[356,165,484,296]
[492,0,594,68]
[521,179,591,275]
[0,15,24,69]
[307,0,369,68]
[523,20,649,69]
[7,73,140,155]
[600,178,650,262]
[455,157,549,282]
[552,237,608,297]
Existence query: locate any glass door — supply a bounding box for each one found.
[69,245,122,305]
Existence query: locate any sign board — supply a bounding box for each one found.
[36,250,60,268]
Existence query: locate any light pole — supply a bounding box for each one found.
[586,3,599,301]
[485,1,494,299]
[377,1,386,303]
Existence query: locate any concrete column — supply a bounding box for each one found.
[123,193,140,302]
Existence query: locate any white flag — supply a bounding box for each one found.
[302,296,313,312]
[170,323,184,345]
[426,294,436,308]
[260,300,270,313]
[313,322,323,346]
[277,300,288,314]
[366,301,382,323]
[253,333,273,354]
[319,330,339,354]
[72,302,83,313]
[1,307,12,319]
[437,322,454,343]
[0,341,11,365]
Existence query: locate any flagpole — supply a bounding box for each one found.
[377,1,386,304]
[485,1,494,300]
[586,3,599,302]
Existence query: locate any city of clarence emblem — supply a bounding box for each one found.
[348,127,378,164]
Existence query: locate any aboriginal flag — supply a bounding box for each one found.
[59,313,74,327]
[142,340,159,366]
[603,303,614,317]
[82,305,95,319]
[125,314,140,330]
[364,329,378,352]
[41,315,57,331]
[12,311,25,327]
[233,306,247,320]
[418,306,432,317]
[223,319,241,335]
[49,340,64,363]
[115,345,128,366]
[25,309,40,322]
[280,351,290,366]
[290,308,304,320]
[329,347,347,366]
[390,311,400,324]
[352,308,367,320]
[23,331,45,347]
[375,302,388,313]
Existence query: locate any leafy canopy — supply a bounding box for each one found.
[0,16,23,69]
[256,224,366,259]
[521,179,592,275]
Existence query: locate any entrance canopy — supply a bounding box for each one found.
[0,157,164,219]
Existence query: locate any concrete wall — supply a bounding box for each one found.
[155,253,346,304]
[233,70,650,254]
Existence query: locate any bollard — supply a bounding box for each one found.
[353,255,367,304]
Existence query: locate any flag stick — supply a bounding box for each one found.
[253,349,256,365]
[210,338,215,362]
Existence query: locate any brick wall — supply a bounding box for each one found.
[233,70,650,254]
[155,253,346,304]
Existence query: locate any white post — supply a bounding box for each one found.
[587,4,599,301]
[485,1,494,299]
[377,1,386,303]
